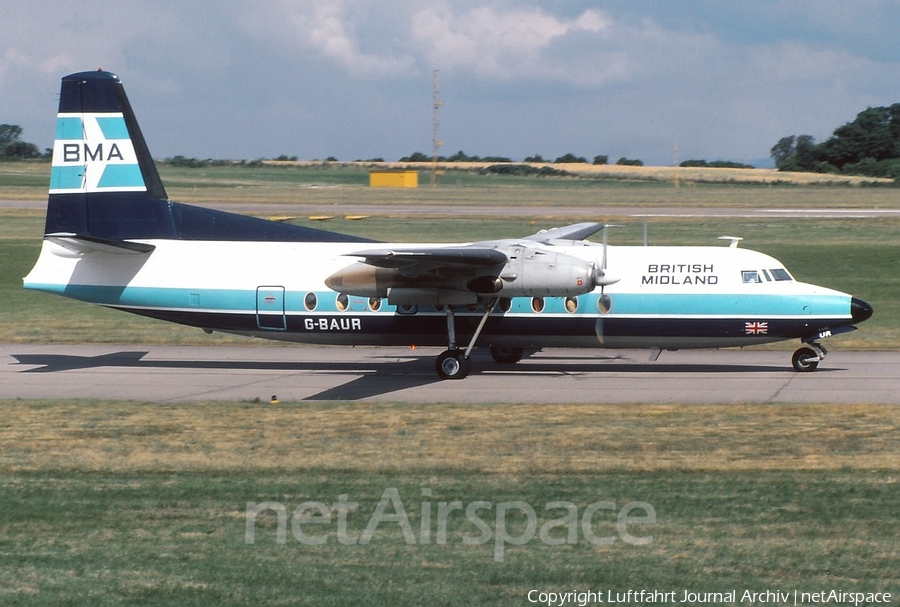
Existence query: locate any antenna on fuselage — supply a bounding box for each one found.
[718,236,743,248]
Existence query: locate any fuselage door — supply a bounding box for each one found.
[256,286,286,330]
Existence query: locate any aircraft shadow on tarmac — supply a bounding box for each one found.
[11,350,821,401]
[10,350,440,400]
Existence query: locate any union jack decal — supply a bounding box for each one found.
[744,321,769,335]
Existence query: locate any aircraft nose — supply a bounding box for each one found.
[850,297,873,323]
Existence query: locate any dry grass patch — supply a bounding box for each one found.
[285,160,895,186]
[2,400,897,474]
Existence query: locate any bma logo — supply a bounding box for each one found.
[62,143,125,163]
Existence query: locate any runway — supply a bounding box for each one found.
[2,344,897,403]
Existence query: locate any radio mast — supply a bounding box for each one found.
[431,69,443,187]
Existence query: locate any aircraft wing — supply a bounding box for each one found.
[327,223,606,304]
[523,222,603,243]
[346,247,508,273]
[345,222,603,274]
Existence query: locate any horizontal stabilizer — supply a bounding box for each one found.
[45,233,155,256]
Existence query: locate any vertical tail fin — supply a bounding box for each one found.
[46,69,174,239]
[43,70,373,244]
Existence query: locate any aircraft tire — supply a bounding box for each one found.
[490,346,524,364]
[791,347,820,372]
[436,350,471,380]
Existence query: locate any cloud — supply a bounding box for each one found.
[241,1,418,79]
[239,2,622,86]
[4,1,900,164]
[410,4,616,84]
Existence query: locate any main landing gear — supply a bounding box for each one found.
[792,343,827,372]
[489,346,525,364]
[435,299,498,380]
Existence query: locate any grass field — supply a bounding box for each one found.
[1,163,898,605]
[1,401,897,605]
[2,159,899,206]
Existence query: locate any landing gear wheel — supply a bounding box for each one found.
[490,346,524,364]
[436,350,471,380]
[792,346,820,372]
[434,299,498,380]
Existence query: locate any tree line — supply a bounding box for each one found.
[772,104,900,178]
[399,150,645,166]
[0,124,44,159]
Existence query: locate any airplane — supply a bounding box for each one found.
[24,70,873,379]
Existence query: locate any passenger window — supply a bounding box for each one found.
[770,268,792,281]
[304,292,318,311]
[742,270,761,284]
[336,293,349,311]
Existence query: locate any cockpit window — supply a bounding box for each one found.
[742,270,761,284]
[770,268,792,281]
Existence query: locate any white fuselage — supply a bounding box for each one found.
[24,237,856,351]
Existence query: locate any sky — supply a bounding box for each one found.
[4,1,900,167]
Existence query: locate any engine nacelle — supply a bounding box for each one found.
[325,249,618,302]
[473,250,606,297]
[324,262,397,297]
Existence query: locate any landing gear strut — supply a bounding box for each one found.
[435,299,498,380]
[792,343,827,372]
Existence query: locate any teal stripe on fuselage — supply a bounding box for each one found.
[25,284,851,319]
[42,284,256,312]
[607,293,850,318]
[30,284,368,314]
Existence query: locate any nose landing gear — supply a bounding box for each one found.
[792,343,827,372]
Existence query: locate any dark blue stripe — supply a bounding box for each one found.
[114,308,853,347]
[45,194,375,242]
[168,202,375,242]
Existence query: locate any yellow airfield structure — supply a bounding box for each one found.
[369,170,419,188]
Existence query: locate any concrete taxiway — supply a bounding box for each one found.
[2,344,897,403]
